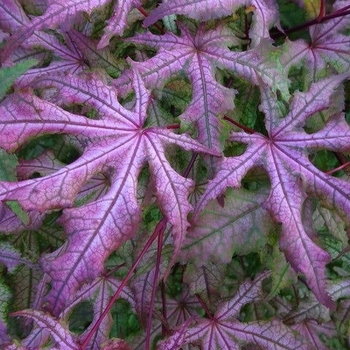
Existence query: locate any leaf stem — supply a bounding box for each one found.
[145,220,165,349]
[166,123,180,129]
[161,280,168,336]
[79,218,167,350]
[325,160,350,175]
[195,293,213,319]
[137,6,165,34]
[183,153,198,178]
[270,5,350,39]
[223,115,255,134]
[317,0,326,21]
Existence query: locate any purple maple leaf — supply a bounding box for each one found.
[0,0,109,63]
[195,73,350,308]
[0,69,219,315]
[158,272,307,349]
[116,24,287,152]
[281,0,350,80]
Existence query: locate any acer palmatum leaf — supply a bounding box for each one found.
[17,150,110,203]
[282,278,350,326]
[195,73,350,308]
[156,318,194,350]
[0,69,219,315]
[0,0,349,347]
[160,272,307,349]
[13,30,91,87]
[0,0,107,63]
[281,0,350,80]
[117,24,287,151]
[0,0,30,33]
[183,263,228,307]
[101,338,132,350]
[292,320,337,350]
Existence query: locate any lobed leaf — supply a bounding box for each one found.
[196,74,350,307]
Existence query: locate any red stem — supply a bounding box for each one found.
[166,123,181,129]
[195,293,213,319]
[161,280,168,336]
[223,115,255,134]
[271,5,350,39]
[325,160,350,175]
[183,153,198,178]
[317,0,326,21]
[80,218,167,349]
[145,220,166,350]
[137,6,165,34]
[105,263,126,276]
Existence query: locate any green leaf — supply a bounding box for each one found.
[181,187,274,265]
[0,59,38,100]
[0,149,18,181]
[5,201,30,226]
[0,282,11,324]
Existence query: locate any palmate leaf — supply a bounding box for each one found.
[0,1,91,84]
[292,320,338,350]
[16,150,110,204]
[0,0,349,347]
[116,23,287,151]
[278,279,350,349]
[0,0,107,62]
[0,69,219,316]
[0,0,146,85]
[14,29,120,87]
[281,0,350,81]
[0,0,120,86]
[195,73,350,308]
[158,272,307,349]
[183,263,228,307]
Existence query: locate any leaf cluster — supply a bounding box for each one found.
[0,0,350,349]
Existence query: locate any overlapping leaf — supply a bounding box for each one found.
[0,69,218,315]
[181,187,273,265]
[116,24,287,151]
[158,272,307,349]
[65,274,135,349]
[0,0,349,347]
[195,74,350,307]
[144,0,279,46]
[0,0,107,62]
[11,309,78,349]
[281,0,350,81]
[98,0,142,49]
